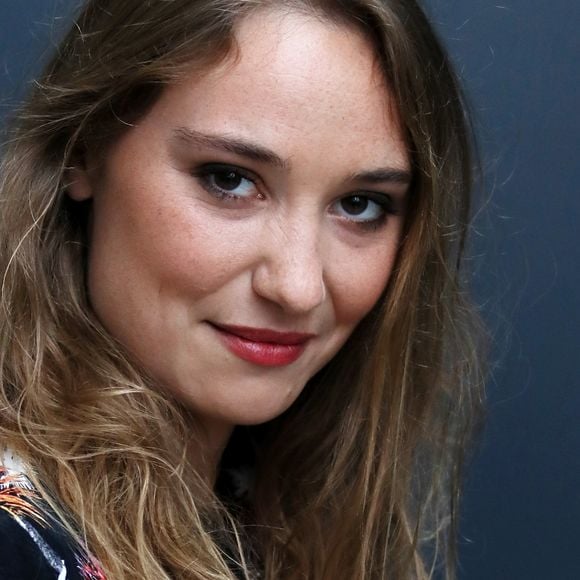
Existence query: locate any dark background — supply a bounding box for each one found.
[1,1,578,578]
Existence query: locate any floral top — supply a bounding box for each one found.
[0,454,106,580]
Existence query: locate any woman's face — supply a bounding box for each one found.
[70,9,410,433]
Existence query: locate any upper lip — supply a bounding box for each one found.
[209,322,316,345]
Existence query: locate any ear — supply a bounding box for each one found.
[67,166,95,201]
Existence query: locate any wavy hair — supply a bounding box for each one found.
[0,0,485,578]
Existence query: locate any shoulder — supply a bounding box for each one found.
[0,462,104,580]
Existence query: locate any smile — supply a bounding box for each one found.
[208,323,314,367]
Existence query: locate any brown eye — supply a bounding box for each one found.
[340,195,369,216]
[194,164,258,200]
[212,170,245,192]
[334,194,386,221]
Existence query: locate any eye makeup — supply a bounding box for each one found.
[192,163,263,202]
[190,160,404,233]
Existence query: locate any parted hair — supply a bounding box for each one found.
[0,1,484,578]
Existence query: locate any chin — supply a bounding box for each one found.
[220,402,296,426]
[196,391,303,427]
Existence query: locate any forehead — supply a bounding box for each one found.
[151,8,408,171]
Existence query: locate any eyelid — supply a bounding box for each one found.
[360,190,396,209]
[343,191,399,215]
[193,162,259,184]
[191,162,266,201]
[329,191,401,233]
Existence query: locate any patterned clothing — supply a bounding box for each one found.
[0,455,106,580]
[0,430,258,579]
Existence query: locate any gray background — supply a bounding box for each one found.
[1,1,578,579]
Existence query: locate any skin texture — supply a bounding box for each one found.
[69,9,410,467]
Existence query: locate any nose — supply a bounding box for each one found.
[251,219,327,314]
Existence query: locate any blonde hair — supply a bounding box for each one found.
[0,1,484,578]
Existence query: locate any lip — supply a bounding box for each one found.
[209,323,315,367]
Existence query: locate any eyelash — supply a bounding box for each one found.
[192,163,398,231]
[335,194,397,232]
[193,163,261,202]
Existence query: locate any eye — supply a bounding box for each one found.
[331,193,395,227]
[194,164,261,201]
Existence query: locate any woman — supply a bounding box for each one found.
[0,1,484,578]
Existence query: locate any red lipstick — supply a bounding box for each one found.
[209,323,314,367]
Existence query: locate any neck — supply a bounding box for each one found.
[189,418,235,487]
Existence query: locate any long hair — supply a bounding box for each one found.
[0,1,485,578]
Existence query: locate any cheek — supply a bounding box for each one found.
[145,216,240,296]
[148,210,266,301]
[89,191,253,304]
[329,240,399,326]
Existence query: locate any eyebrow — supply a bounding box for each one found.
[173,127,288,169]
[173,127,412,186]
[347,167,412,186]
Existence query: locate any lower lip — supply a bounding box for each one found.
[211,326,307,367]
